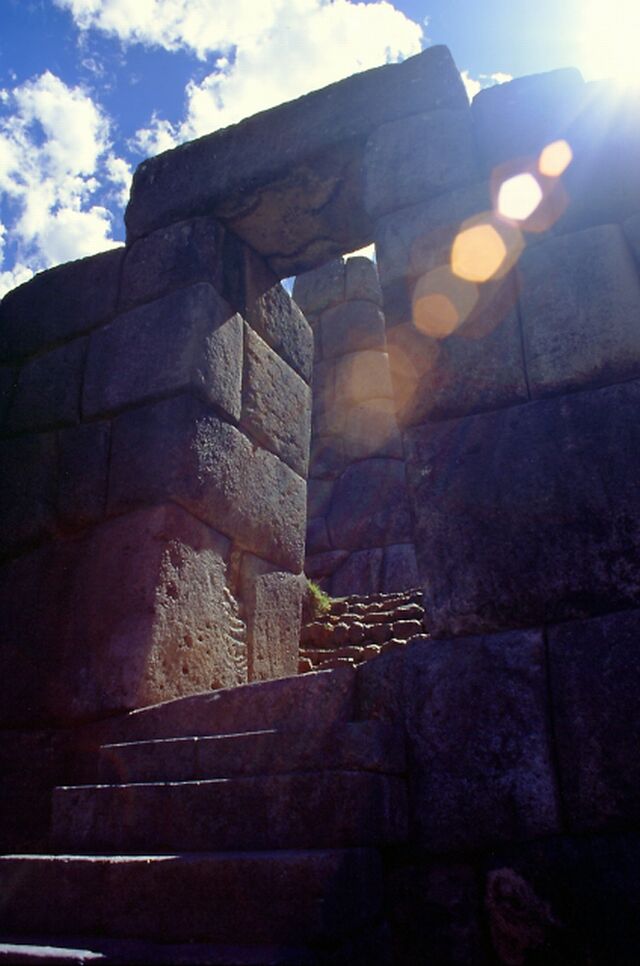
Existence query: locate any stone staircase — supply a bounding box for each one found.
[0,668,407,964]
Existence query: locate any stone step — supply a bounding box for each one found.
[97,721,405,784]
[52,773,408,852]
[0,850,382,947]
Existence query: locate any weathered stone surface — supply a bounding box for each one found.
[109,394,306,572]
[549,608,640,833]
[6,338,86,433]
[125,46,467,251]
[519,225,640,397]
[471,68,585,173]
[306,516,332,555]
[334,349,393,405]
[331,549,384,597]
[623,212,640,266]
[84,283,243,420]
[305,549,349,581]
[320,300,386,359]
[242,326,311,476]
[327,459,412,550]
[309,435,346,480]
[307,478,334,519]
[0,432,57,558]
[405,379,640,636]
[312,397,345,438]
[0,504,247,725]
[364,109,478,220]
[57,421,110,530]
[0,249,123,361]
[342,398,403,460]
[402,633,559,850]
[312,359,335,413]
[345,256,383,305]
[293,259,345,320]
[119,215,225,311]
[239,553,303,682]
[382,544,419,593]
[0,367,15,427]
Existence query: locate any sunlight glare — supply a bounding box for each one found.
[412,266,478,339]
[538,140,573,177]
[451,222,508,283]
[580,0,640,89]
[497,173,544,221]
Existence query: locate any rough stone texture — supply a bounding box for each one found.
[242,325,311,476]
[320,300,386,359]
[0,432,57,558]
[405,379,640,636]
[518,224,640,398]
[239,553,303,681]
[382,544,419,593]
[292,259,345,320]
[0,249,123,361]
[309,435,346,480]
[0,504,246,726]
[334,349,393,406]
[305,549,349,582]
[312,359,335,414]
[109,394,306,573]
[57,421,110,530]
[345,256,383,305]
[549,608,640,833]
[331,549,385,597]
[364,109,478,220]
[307,478,333,519]
[119,215,225,311]
[5,338,86,433]
[83,283,243,421]
[125,46,468,262]
[327,459,412,550]
[306,516,332,555]
[471,68,586,174]
[341,399,403,461]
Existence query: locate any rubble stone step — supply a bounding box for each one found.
[52,773,408,852]
[0,850,383,947]
[97,721,405,784]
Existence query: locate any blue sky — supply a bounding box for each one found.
[0,0,636,296]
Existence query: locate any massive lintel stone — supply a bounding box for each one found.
[124,47,467,276]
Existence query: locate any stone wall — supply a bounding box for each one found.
[0,220,312,726]
[293,256,418,596]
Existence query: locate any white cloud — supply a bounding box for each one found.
[0,71,130,296]
[461,68,513,103]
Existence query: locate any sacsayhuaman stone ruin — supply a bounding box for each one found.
[1,44,640,964]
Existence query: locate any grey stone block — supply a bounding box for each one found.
[364,108,478,219]
[0,248,123,361]
[312,359,335,414]
[342,398,403,460]
[404,632,559,850]
[239,552,303,682]
[320,300,386,359]
[125,46,467,248]
[519,225,640,397]
[293,259,345,319]
[242,326,311,476]
[245,258,314,382]
[327,458,412,550]
[109,394,306,572]
[345,256,382,305]
[306,517,332,555]
[549,608,640,833]
[307,478,334,519]
[83,282,243,420]
[305,549,349,581]
[119,215,225,311]
[382,544,419,593]
[0,432,57,558]
[57,422,110,529]
[334,349,393,405]
[6,338,86,433]
[309,435,346,480]
[405,378,640,636]
[331,548,384,597]
[471,68,585,173]
[312,396,345,438]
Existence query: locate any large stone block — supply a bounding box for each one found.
[518,224,640,397]
[307,478,334,519]
[6,338,86,433]
[292,259,345,320]
[320,300,386,359]
[549,608,640,833]
[242,326,311,476]
[327,458,412,550]
[405,379,640,636]
[125,46,467,254]
[83,283,243,421]
[109,394,306,572]
[57,422,110,530]
[382,544,419,593]
[364,109,478,220]
[341,398,404,461]
[334,349,393,406]
[0,249,123,361]
[119,215,225,311]
[345,256,382,305]
[331,548,384,597]
[306,517,332,555]
[0,504,247,726]
[0,432,57,558]
[239,553,303,682]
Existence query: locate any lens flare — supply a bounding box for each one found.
[451,222,507,283]
[497,173,544,221]
[580,0,640,90]
[538,140,573,177]
[412,266,479,339]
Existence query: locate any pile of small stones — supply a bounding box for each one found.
[299,588,426,673]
